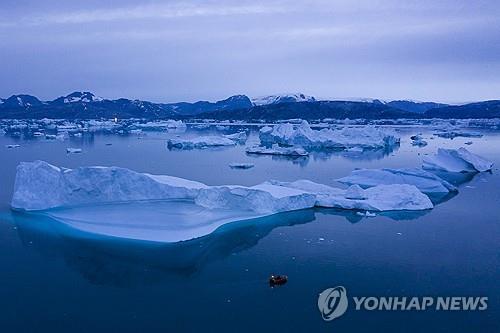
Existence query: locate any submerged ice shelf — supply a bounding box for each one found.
[11,161,439,242]
[337,168,457,194]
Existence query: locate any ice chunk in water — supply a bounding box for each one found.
[259,120,399,150]
[338,168,457,194]
[423,148,493,173]
[167,136,236,149]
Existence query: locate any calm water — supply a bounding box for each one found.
[0,126,499,332]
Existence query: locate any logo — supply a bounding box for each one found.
[317,285,488,322]
[318,286,348,321]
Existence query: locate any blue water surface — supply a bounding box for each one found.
[0,126,499,332]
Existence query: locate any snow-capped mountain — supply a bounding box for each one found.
[54,91,103,104]
[2,95,43,108]
[252,93,316,106]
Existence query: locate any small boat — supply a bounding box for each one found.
[269,275,288,287]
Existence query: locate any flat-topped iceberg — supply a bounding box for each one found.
[268,180,433,211]
[337,168,457,194]
[423,148,493,173]
[167,136,236,149]
[11,161,207,211]
[11,161,314,214]
[246,144,309,157]
[259,120,399,150]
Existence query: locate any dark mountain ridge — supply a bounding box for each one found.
[1,91,498,119]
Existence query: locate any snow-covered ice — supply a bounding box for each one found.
[423,148,493,173]
[167,136,236,149]
[259,120,399,150]
[195,183,316,214]
[337,168,457,194]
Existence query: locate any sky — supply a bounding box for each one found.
[1,0,499,103]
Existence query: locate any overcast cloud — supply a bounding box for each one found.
[1,0,499,103]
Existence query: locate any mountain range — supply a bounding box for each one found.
[1,92,499,120]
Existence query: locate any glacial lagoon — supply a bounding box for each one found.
[0,123,499,331]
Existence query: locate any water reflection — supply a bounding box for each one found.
[4,205,438,287]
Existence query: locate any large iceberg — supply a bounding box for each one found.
[337,168,457,194]
[167,136,236,149]
[259,120,399,150]
[12,161,433,213]
[423,148,493,173]
[268,180,433,211]
[11,161,436,242]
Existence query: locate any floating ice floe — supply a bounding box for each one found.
[259,120,399,150]
[337,168,457,194]
[136,120,186,130]
[167,136,236,149]
[229,163,254,169]
[246,144,309,157]
[410,135,428,147]
[423,148,493,173]
[66,148,82,154]
[224,131,247,143]
[45,134,66,141]
[434,129,483,139]
[268,180,433,211]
